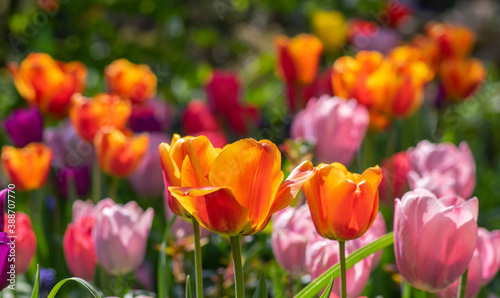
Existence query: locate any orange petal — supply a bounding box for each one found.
[169,186,249,236]
[181,136,219,187]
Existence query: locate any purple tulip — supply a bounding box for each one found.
[93,198,154,275]
[271,205,316,277]
[55,166,91,198]
[129,99,172,133]
[291,95,369,165]
[128,133,168,197]
[407,141,476,198]
[394,189,478,292]
[3,107,44,147]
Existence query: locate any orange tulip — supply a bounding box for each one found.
[426,22,475,60]
[8,53,87,117]
[332,51,433,128]
[70,93,132,142]
[168,136,314,236]
[105,59,157,105]
[411,35,441,71]
[158,134,194,219]
[439,58,486,101]
[1,143,53,191]
[302,163,382,241]
[275,34,323,85]
[94,129,149,178]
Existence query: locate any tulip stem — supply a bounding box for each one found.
[230,236,245,298]
[92,161,102,203]
[192,219,204,298]
[338,241,347,298]
[457,268,468,298]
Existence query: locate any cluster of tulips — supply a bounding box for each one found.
[0,7,497,298]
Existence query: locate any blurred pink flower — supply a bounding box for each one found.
[128,133,169,197]
[291,96,369,165]
[305,213,386,297]
[407,141,476,198]
[394,189,478,292]
[182,99,220,135]
[271,205,316,277]
[93,199,154,275]
[380,152,410,202]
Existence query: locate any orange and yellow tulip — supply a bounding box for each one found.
[167,136,314,236]
[311,11,348,53]
[426,22,475,60]
[8,53,87,117]
[105,59,157,105]
[332,51,433,129]
[1,143,53,191]
[274,34,323,86]
[70,93,132,142]
[302,163,382,241]
[158,134,194,219]
[439,58,486,101]
[94,129,149,178]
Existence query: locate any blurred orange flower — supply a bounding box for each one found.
[168,136,314,236]
[302,163,382,241]
[159,134,194,219]
[274,34,323,86]
[8,53,86,117]
[439,58,486,101]
[105,59,157,105]
[332,51,433,129]
[426,22,475,60]
[94,129,149,178]
[70,93,131,142]
[1,143,53,191]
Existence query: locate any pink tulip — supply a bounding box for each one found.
[379,152,410,202]
[64,200,97,281]
[436,227,500,298]
[305,213,386,297]
[4,212,36,275]
[128,133,168,197]
[271,205,317,277]
[93,199,154,275]
[182,100,220,135]
[394,189,478,292]
[291,96,369,165]
[407,141,476,198]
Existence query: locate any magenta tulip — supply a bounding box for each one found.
[394,189,478,292]
[3,107,44,148]
[291,95,369,165]
[407,141,476,198]
[271,205,316,277]
[129,98,172,133]
[93,199,154,275]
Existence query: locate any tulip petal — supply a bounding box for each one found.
[181,136,219,187]
[169,186,249,236]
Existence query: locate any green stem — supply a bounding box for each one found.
[338,241,347,298]
[192,220,204,298]
[109,177,119,200]
[457,268,468,298]
[116,274,125,297]
[230,236,245,298]
[92,161,102,203]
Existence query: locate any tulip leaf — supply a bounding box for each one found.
[319,277,334,298]
[252,273,268,298]
[158,215,177,298]
[46,277,102,298]
[31,264,40,298]
[186,275,192,298]
[294,232,394,298]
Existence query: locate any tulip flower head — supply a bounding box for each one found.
[302,163,382,241]
[5,212,36,275]
[439,57,485,101]
[8,53,87,117]
[94,128,150,178]
[3,107,44,148]
[379,151,410,202]
[69,93,132,142]
[93,199,154,275]
[168,136,315,236]
[311,11,348,53]
[425,22,475,60]
[394,189,479,292]
[105,59,157,105]
[1,143,53,191]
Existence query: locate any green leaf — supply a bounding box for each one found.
[31,264,40,298]
[252,273,268,298]
[158,215,177,298]
[47,278,102,298]
[185,275,192,298]
[294,232,394,298]
[320,277,334,298]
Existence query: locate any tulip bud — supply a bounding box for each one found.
[3,107,44,148]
